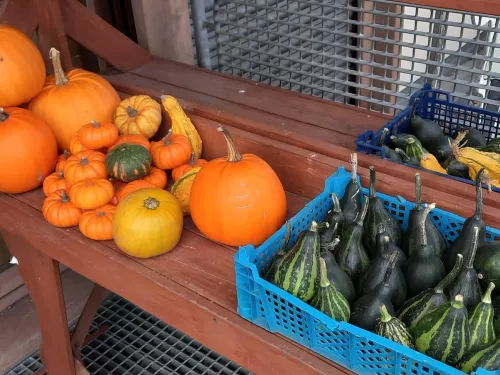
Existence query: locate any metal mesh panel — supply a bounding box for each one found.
[197,0,500,114]
[4,295,250,375]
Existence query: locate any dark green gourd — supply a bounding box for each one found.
[395,148,420,166]
[494,296,500,335]
[453,126,487,148]
[477,137,500,153]
[320,194,344,244]
[475,240,500,289]
[358,235,407,310]
[375,304,416,349]
[263,221,292,281]
[403,173,446,259]
[350,253,398,331]
[448,226,483,311]
[376,224,407,268]
[340,154,361,228]
[363,166,403,256]
[381,145,403,162]
[412,294,471,365]
[446,158,470,179]
[398,254,464,329]
[390,133,420,149]
[457,337,500,374]
[469,282,496,352]
[310,258,350,322]
[321,239,356,304]
[403,203,446,298]
[273,221,321,302]
[336,196,370,281]
[443,169,486,272]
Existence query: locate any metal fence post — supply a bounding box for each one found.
[190,0,212,70]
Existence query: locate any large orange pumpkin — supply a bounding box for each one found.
[0,25,46,107]
[29,48,120,151]
[0,107,58,193]
[190,126,287,246]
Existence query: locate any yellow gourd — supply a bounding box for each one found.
[420,153,447,174]
[161,95,202,158]
[170,167,201,215]
[113,95,162,139]
[112,188,183,258]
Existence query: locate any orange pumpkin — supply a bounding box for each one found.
[69,178,113,210]
[172,151,208,181]
[190,126,287,247]
[110,179,127,206]
[78,120,118,150]
[56,150,71,172]
[108,134,151,152]
[79,204,116,240]
[29,48,120,151]
[0,107,58,194]
[150,130,192,169]
[0,25,46,107]
[42,190,82,227]
[43,171,67,197]
[143,167,167,188]
[69,132,88,154]
[115,180,155,203]
[63,150,107,187]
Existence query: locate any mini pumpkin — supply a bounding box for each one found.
[42,190,82,227]
[143,167,167,188]
[110,179,127,206]
[56,150,71,172]
[108,134,151,152]
[43,171,67,197]
[113,95,161,139]
[79,204,116,240]
[78,120,118,150]
[150,129,192,170]
[172,151,208,181]
[69,132,88,154]
[114,180,155,203]
[69,178,114,210]
[105,143,151,182]
[63,150,107,187]
[171,167,201,215]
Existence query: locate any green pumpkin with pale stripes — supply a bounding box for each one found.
[375,304,415,349]
[411,294,470,365]
[310,258,350,321]
[469,282,496,352]
[273,221,321,302]
[458,337,500,374]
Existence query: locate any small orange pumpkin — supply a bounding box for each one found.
[108,134,151,152]
[79,120,118,150]
[110,179,127,206]
[69,178,114,210]
[172,151,208,181]
[69,132,88,154]
[63,150,107,187]
[79,204,116,240]
[150,129,192,169]
[42,190,82,227]
[43,171,67,197]
[56,150,71,172]
[143,167,167,188]
[115,180,155,203]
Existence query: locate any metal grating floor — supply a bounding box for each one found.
[3,295,250,375]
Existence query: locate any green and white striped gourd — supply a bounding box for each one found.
[310,258,350,322]
[457,337,500,374]
[375,304,415,349]
[411,294,471,365]
[273,221,321,302]
[469,282,496,352]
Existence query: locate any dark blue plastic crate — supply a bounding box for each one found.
[234,166,500,375]
[355,84,500,193]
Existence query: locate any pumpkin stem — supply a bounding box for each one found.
[91,120,100,128]
[58,170,64,179]
[163,129,173,145]
[126,106,138,117]
[144,197,159,210]
[60,190,70,203]
[188,151,196,166]
[80,157,89,166]
[217,126,242,162]
[63,150,70,159]
[96,211,106,217]
[0,108,9,122]
[49,48,69,86]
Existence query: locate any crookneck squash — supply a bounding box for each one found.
[170,167,202,215]
[105,143,151,182]
[375,304,415,349]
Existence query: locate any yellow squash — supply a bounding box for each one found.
[421,153,447,174]
[161,95,202,158]
[171,167,201,215]
[112,188,183,258]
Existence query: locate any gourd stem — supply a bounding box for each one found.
[96,211,106,217]
[319,258,330,288]
[379,304,392,323]
[434,254,463,293]
[126,106,138,117]
[482,282,495,304]
[377,128,389,146]
[91,120,100,128]
[0,108,8,122]
[49,48,69,86]
[144,197,159,210]
[278,221,292,254]
[331,193,341,213]
[310,221,319,232]
[410,97,420,120]
[466,226,480,269]
[382,235,390,255]
[58,170,64,179]
[350,153,358,181]
[475,169,484,220]
[321,237,340,253]
[217,126,242,162]
[355,196,369,225]
[419,203,435,248]
[188,151,196,166]
[60,191,70,203]
[415,173,422,208]
[382,252,398,287]
[451,294,464,309]
[163,129,173,145]
[369,167,376,198]
[80,157,89,166]
[63,150,70,159]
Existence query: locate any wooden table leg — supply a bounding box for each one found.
[2,232,76,375]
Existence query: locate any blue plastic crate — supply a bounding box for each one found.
[234,166,500,375]
[355,84,500,193]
